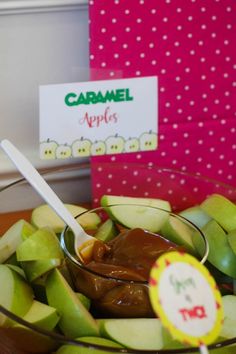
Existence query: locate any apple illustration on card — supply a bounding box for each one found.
[39,76,158,159]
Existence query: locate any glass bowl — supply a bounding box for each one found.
[61,205,208,318]
[0,163,236,354]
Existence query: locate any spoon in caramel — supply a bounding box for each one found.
[0,139,96,263]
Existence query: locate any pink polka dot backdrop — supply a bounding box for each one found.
[89,0,236,206]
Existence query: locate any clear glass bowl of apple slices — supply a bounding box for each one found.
[0,163,236,354]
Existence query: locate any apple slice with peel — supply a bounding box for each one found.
[22,300,60,330]
[220,295,236,339]
[160,215,198,255]
[227,230,236,256]
[201,194,236,232]
[56,336,123,354]
[162,326,186,349]
[16,227,64,261]
[98,318,163,350]
[45,268,99,338]
[101,195,171,232]
[75,293,91,310]
[193,220,236,278]
[94,219,119,242]
[31,204,101,233]
[0,219,36,263]
[21,258,62,282]
[179,206,212,229]
[0,264,34,327]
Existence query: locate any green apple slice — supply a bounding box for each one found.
[98,318,163,350]
[94,219,119,242]
[220,295,236,339]
[45,268,99,338]
[6,264,26,279]
[201,194,236,232]
[179,206,212,229]
[160,215,197,255]
[0,264,34,327]
[31,204,101,233]
[56,336,123,354]
[16,227,64,261]
[75,293,91,310]
[227,230,236,256]
[0,219,36,263]
[22,300,60,330]
[193,220,236,278]
[21,258,62,282]
[100,195,171,232]
[162,328,186,349]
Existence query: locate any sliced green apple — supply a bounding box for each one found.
[56,336,123,354]
[0,219,36,263]
[94,219,119,242]
[160,215,198,255]
[0,264,34,327]
[179,206,212,229]
[98,318,163,350]
[75,293,91,310]
[22,300,60,330]
[31,204,101,233]
[45,268,99,338]
[193,220,236,278]
[100,195,171,232]
[201,194,236,232]
[162,326,186,349]
[220,295,236,339]
[227,230,236,256]
[21,258,62,282]
[16,227,64,261]
[5,264,26,279]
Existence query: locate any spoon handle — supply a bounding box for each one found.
[0,139,84,236]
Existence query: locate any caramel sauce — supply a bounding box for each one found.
[87,227,180,281]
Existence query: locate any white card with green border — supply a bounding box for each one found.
[39,76,158,159]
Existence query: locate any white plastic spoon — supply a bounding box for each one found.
[0,139,96,263]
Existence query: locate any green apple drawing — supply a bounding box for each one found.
[45,268,99,338]
[90,140,106,156]
[105,134,125,154]
[139,131,157,151]
[72,138,92,157]
[56,144,72,159]
[124,137,140,153]
[40,139,58,159]
[0,264,34,327]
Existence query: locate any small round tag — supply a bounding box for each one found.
[149,251,223,347]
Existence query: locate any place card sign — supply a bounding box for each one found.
[39,76,158,160]
[149,252,223,354]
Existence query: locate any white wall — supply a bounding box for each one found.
[0,0,90,186]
